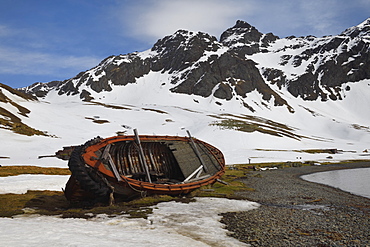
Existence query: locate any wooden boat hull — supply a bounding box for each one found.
[64,134,225,203]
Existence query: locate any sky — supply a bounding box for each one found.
[0,0,369,89]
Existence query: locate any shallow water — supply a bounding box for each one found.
[301,167,370,199]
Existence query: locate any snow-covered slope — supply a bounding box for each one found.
[2,76,370,167]
[2,19,370,167]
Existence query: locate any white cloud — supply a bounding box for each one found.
[299,0,346,35]
[250,0,370,37]
[115,0,370,42]
[0,46,100,76]
[0,24,101,86]
[117,0,254,42]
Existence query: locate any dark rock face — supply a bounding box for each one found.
[258,19,370,102]
[151,30,221,73]
[284,35,370,101]
[21,18,370,109]
[20,81,63,98]
[80,89,94,101]
[220,20,279,56]
[58,80,79,96]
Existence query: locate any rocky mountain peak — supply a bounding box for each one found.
[152,30,219,54]
[19,19,370,113]
[220,20,279,55]
[220,20,261,44]
[233,20,254,29]
[341,18,370,38]
[358,17,370,28]
[149,29,221,73]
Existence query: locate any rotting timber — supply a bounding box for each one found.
[64,130,225,204]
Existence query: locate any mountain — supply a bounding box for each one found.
[2,19,370,166]
[22,19,370,107]
[0,83,47,136]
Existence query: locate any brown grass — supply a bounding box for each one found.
[1,161,339,218]
[85,117,110,124]
[0,166,70,177]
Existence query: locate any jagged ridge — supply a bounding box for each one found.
[21,18,370,112]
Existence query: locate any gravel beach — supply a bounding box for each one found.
[221,162,370,246]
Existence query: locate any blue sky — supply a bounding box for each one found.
[0,0,369,88]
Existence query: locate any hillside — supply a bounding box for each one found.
[1,19,370,167]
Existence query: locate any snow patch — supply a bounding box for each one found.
[0,198,259,247]
[0,174,69,194]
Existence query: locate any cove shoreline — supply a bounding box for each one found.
[221,161,370,246]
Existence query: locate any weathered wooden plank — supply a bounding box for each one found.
[170,141,202,178]
[134,129,152,183]
[101,144,123,182]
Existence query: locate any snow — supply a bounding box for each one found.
[0,169,258,246]
[137,49,158,60]
[1,19,370,247]
[0,174,69,194]
[87,68,106,82]
[222,33,244,44]
[248,33,365,83]
[354,18,370,29]
[1,34,370,245]
[1,73,370,167]
[0,196,258,247]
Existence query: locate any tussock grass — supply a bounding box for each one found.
[0,190,68,217]
[0,87,47,136]
[0,119,48,136]
[7,160,362,218]
[0,191,178,218]
[256,148,341,154]
[85,117,110,124]
[87,101,132,110]
[298,149,337,154]
[0,166,70,177]
[191,165,255,198]
[0,83,36,101]
[319,159,370,165]
[210,115,302,140]
[0,164,254,218]
[142,108,168,114]
[0,109,48,136]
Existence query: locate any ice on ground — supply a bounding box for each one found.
[0,198,259,247]
[0,174,69,194]
[0,174,259,246]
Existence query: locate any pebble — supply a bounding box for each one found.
[221,162,370,246]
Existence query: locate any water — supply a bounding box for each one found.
[301,167,370,199]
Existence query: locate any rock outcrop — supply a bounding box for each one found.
[20,18,370,110]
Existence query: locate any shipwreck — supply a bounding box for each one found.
[63,130,225,204]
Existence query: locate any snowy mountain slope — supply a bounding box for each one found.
[22,18,370,106]
[0,83,48,136]
[2,19,370,167]
[2,73,370,167]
